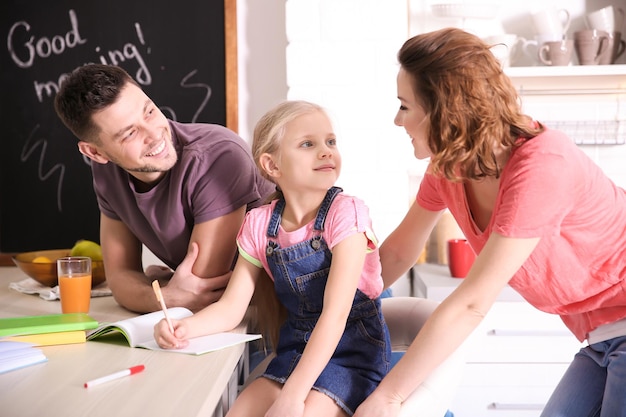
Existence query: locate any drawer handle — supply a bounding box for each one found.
[489,402,544,410]
[487,329,570,337]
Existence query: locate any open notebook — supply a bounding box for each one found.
[87,307,260,355]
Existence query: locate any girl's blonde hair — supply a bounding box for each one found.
[249,100,326,351]
[397,28,544,181]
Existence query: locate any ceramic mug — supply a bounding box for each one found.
[531,7,571,38]
[522,34,563,65]
[539,39,574,66]
[574,29,610,65]
[447,239,476,279]
[599,31,626,64]
[585,5,625,34]
[484,34,524,67]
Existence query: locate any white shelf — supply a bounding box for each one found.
[505,64,626,97]
[505,64,626,78]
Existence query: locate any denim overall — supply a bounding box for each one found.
[262,187,391,415]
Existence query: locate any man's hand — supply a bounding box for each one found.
[145,265,174,282]
[162,242,231,311]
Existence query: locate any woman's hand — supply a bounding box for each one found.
[153,318,190,350]
[264,393,304,417]
[353,391,402,417]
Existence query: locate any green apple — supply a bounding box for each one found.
[70,240,103,261]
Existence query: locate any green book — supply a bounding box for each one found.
[0,313,99,337]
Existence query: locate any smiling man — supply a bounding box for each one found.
[54,64,273,313]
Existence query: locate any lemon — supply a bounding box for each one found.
[70,239,103,261]
[32,256,53,264]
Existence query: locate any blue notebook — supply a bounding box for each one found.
[0,341,47,374]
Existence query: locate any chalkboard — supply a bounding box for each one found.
[0,0,237,257]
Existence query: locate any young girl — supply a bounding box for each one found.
[154,100,391,417]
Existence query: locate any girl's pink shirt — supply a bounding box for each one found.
[237,193,383,299]
[417,128,626,342]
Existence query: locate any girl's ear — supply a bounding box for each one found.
[77,141,109,164]
[259,153,281,178]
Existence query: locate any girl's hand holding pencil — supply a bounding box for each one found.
[152,280,189,349]
[153,316,189,349]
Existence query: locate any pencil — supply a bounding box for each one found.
[151,280,175,334]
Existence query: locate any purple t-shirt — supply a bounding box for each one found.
[92,120,274,269]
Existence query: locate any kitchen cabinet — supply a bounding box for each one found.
[411,263,586,417]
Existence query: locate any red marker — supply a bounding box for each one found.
[84,365,145,388]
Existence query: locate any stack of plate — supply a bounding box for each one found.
[430,3,500,19]
[429,3,504,37]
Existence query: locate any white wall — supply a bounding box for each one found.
[144,0,626,270]
[238,0,419,244]
[231,0,626,296]
[236,0,289,143]
[237,0,626,243]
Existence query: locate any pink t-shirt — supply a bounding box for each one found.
[417,128,626,341]
[236,193,383,299]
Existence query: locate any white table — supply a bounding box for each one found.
[0,266,246,417]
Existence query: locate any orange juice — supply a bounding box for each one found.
[59,273,92,313]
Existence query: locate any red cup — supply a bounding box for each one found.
[447,239,476,278]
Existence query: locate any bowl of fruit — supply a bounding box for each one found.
[13,240,106,288]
